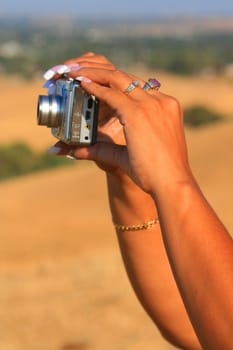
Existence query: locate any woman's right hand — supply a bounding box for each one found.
[63,65,194,196]
[45,53,193,195]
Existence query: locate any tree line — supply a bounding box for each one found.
[0,18,233,78]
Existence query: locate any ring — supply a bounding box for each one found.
[124,80,140,95]
[143,78,161,91]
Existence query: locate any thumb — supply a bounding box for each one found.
[54,142,129,174]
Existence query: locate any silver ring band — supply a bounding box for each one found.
[124,79,140,95]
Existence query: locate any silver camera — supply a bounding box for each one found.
[37,79,98,145]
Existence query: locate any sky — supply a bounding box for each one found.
[1,0,233,18]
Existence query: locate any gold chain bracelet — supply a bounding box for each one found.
[114,218,159,232]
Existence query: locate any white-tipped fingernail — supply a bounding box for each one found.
[43,69,56,80]
[75,76,92,83]
[56,65,71,74]
[47,146,62,154]
[66,155,76,160]
[43,65,61,80]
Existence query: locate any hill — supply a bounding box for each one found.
[1,74,233,350]
[1,72,233,149]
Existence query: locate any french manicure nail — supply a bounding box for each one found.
[43,64,69,80]
[74,76,92,83]
[43,69,56,80]
[56,65,71,74]
[43,65,62,79]
[66,155,76,160]
[47,146,62,154]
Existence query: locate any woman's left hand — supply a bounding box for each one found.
[46,52,145,175]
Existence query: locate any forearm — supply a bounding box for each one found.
[52,56,229,349]
[153,178,233,350]
[106,172,201,349]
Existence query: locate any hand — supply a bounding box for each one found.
[45,52,125,173]
[63,66,193,195]
[65,53,126,173]
[46,53,145,176]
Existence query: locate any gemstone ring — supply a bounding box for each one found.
[143,78,161,91]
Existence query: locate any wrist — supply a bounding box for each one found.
[151,173,200,215]
[150,165,196,201]
[106,173,158,226]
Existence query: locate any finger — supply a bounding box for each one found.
[43,52,115,80]
[49,141,129,174]
[97,117,126,145]
[65,52,114,67]
[43,62,114,81]
[43,64,72,80]
[73,67,149,101]
[72,142,127,165]
[143,82,164,99]
[64,52,95,65]
[64,57,116,79]
[78,78,136,125]
[78,53,113,64]
[66,62,115,75]
[79,51,95,58]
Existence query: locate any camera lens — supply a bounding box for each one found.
[37,95,63,127]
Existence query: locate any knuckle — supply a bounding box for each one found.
[97,86,114,102]
[78,60,91,67]
[165,95,180,109]
[63,57,76,65]
[111,68,126,80]
[95,54,108,62]
[134,104,147,119]
[162,95,181,115]
[84,51,95,56]
[138,97,156,113]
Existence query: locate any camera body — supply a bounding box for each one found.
[37,79,98,145]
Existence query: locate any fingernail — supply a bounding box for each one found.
[43,64,71,80]
[74,76,92,83]
[47,146,62,154]
[66,155,76,160]
[67,63,82,71]
[43,65,62,80]
[56,64,71,74]
[43,69,56,80]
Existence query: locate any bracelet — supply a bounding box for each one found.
[114,218,159,232]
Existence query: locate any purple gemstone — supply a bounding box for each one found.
[148,78,161,89]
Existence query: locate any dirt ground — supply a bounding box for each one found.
[1,73,233,350]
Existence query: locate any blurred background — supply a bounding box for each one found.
[1,1,233,349]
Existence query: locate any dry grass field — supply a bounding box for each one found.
[1,72,233,350]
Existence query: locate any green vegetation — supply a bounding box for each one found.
[0,105,226,182]
[1,17,233,78]
[0,18,231,181]
[0,143,74,181]
[184,105,224,128]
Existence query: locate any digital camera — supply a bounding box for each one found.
[37,79,99,145]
